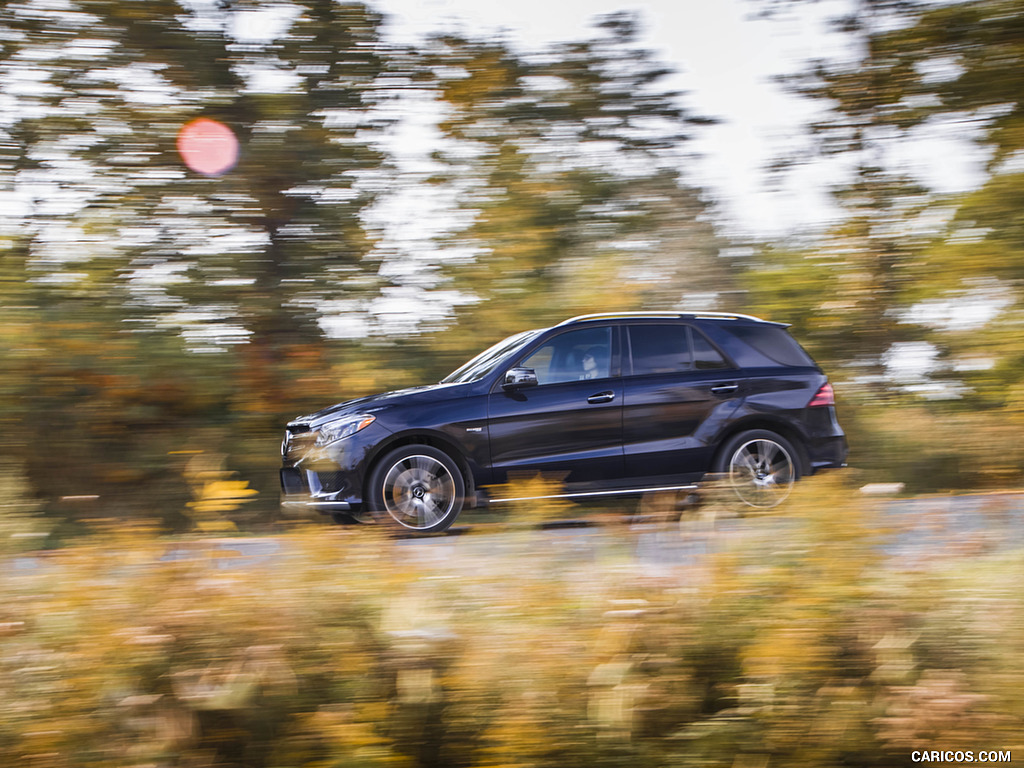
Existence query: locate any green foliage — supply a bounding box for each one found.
[1,481,1022,766]
[429,18,731,349]
[0,5,736,527]
[0,459,49,555]
[5,0,1024,530]
[746,0,1024,489]
[0,0,398,524]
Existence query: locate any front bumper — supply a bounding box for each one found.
[280,468,357,512]
[280,421,389,513]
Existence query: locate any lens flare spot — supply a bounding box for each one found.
[177,118,239,176]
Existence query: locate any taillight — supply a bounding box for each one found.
[808,383,835,407]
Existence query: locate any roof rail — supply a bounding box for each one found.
[556,311,768,326]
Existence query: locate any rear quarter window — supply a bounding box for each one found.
[726,325,816,367]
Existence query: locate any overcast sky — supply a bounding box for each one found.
[369,0,847,236]
[368,0,986,238]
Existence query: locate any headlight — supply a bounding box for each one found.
[315,414,376,447]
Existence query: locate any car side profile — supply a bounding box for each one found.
[281,312,848,532]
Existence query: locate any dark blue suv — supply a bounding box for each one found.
[281,312,847,532]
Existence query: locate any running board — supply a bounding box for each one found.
[488,484,698,504]
[281,500,352,510]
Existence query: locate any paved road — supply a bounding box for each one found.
[12,492,1022,574]
[389,492,1024,575]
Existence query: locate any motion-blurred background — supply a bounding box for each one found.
[3,3,1024,766]
[4,0,1022,531]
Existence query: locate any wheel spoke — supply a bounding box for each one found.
[727,438,795,509]
[736,449,759,474]
[755,440,772,468]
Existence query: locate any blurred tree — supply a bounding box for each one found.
[744,169,936,384]
[749,0,1024,487]
[0,0,396,521]
[0,3,750,523]
[746,0,943,383]
[788,0,1024,364]
[849,0,1024,411]
[422,14,733,369]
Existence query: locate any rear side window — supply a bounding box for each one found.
[692,330,730,370]
[727,325,815,367]
[628,325,729,375]
[629,325,689,375]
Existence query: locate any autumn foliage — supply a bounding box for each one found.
[2,478,1023,766]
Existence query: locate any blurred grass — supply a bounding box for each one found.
[839,398,1024,493]
[2,477,1022,766]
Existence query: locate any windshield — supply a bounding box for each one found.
[441,329,542,384]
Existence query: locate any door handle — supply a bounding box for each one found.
[587,391,616,404]
[711,383,739,394]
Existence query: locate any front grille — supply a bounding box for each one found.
[282,426,317,462]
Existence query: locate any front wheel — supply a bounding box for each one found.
[715,430,799,509]
[367,445,465,533]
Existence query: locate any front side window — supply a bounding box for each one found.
[521,327,612,385]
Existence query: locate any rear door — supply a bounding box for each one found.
[486,325,624,487]
[621,323,744,483]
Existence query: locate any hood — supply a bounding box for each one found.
[290,381,471,428]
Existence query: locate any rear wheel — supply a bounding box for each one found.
[715,430,798,508]
[368,445,465,533]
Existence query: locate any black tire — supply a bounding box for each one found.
[367,445,465,533]
[714,429,799,509]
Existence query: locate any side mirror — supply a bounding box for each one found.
[502,367,539,390]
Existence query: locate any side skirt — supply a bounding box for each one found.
[486,484,698,504]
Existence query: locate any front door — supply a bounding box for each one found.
[487,325,623,488]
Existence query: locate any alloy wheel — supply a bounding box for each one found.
[726,438,795,508]
[381,454,458,530]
